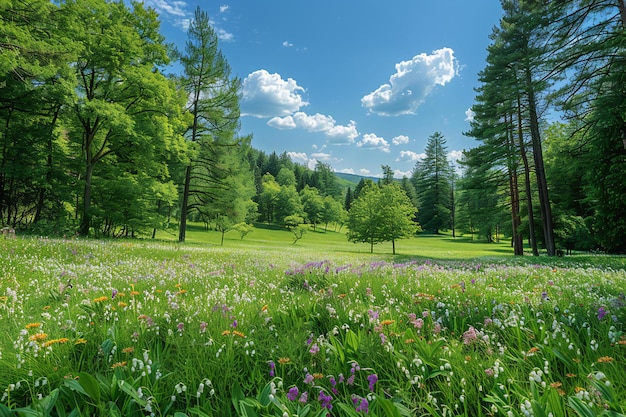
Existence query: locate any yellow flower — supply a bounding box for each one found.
[313,373,324,379]
[380,319,395,326]
[75,338,87,345]
[0,296,8,302]
[29,333,48,342]
[130,291,140,296]
[597,356,614,363]
[278,357,291,364]
[261,304,268,312]
[122,347,135,354]
[405,339,416,344]
[111,361,127,369]
[222,330,232,336]
[92,296,108,303]
[232,330,246,338]
[118,302,128,308]
[25,322,42,329]
[42,305,50,310]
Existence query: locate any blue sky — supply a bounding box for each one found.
[147,1,503,178]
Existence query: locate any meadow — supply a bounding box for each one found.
[1,227,625,416]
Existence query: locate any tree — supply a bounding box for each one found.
[412,132,453,234]
[300,185,324,230]
[347,182,418,254]
[177,7,241,242]
[59,0,183,236]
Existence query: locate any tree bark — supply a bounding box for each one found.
[525,64,556,256]
[517,95,539,256]
[178,165,192,242]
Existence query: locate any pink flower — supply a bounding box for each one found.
[463,326,478,345]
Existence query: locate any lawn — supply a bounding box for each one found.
[0,231,625,416]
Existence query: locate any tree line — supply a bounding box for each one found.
[1,0,624,254]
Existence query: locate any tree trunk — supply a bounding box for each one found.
[517,95,539,256]
[392,239,396,255]
[178,165,192,242]
[78,162,94,236]
[525,65,556,256]
[507,113,524,255]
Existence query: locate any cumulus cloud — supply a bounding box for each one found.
[394,169,412,179]
[286,152,309,164]
[396,150,425,162]
[392,135,410,145]
[465,107,476,122]
[144,0,187,17]
[360,168,371,175]
[241,70,308,118]
[283,41,294,47]
[337,168,355,175]
[361,47,458,116]
[357,133,390,153]
[219,4,229,13]
[268,112,358,145]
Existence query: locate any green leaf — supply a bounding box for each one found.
[373,397,402,417]
[568,397,596,417]
[77,372,101,404]
[0,404,12,417]
[336,403,360,417]
[117,380,146,407]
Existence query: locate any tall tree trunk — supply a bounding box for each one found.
[507,114,524,255]
[179,165,192,242]
[517,95,539,256]
[79,162,94,236]
[525,65,556,256]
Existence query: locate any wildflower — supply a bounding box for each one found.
[380,319,395,326]
[122,347,135,354]
[278,357,291,364]
[566,373,576,378]
[130,291,140,296]
[309,344,320,355]
[25,323,41,330]
[318,391,332,410]
[463,326,478,345]
[232,330,246,338]
[199,322,207,333]
[304,373,314,384]
[75,338,87,345]
[299,392,308,403]
[222,330,231,336]
[261,304,268,312]
[313,373,324,379]
[597,307,607,320]
[29,333,48,342]
[287,386,299,401]
[138,315,149,320]
[353,396,369,413]
[526,347,540,357]
[405,338,415,344]
[92,296,108,303]
[367,374,378,391]
[111,361,127,369]
[484,368,495,377]
[42,305,50,310]
[231,319,238,328]
[112,289,118,299]
[117,302,127,308]
[597,356,614,363]
[268,361,275,377]
[177,322,184,332]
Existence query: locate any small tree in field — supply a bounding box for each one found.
[347,182,419,254]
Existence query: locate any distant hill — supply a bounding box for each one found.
[334,172,377,188]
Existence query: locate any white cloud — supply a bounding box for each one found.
[241,70,308,118]
[144,0,187,17]
[357,133,390,153]
[282,41,294,47]
[361,47,458,116]
[465,107,475,122]
[447,150,463,164]
[392,135,410,145]
[360,168,371,175]
[219,5,229,13]
[286,152,309,164]
[268,112,358,145]
[394,169,412,179]
[337,168,355,175]
[396,150,425,162]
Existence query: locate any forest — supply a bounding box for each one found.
[1,0,625,254]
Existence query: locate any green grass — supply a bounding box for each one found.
[156,222,516,260]
[1,232,625,416]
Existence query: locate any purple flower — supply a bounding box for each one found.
[353,396,369,413]
[199,322,207,333]
[368,309,379,320]
[463,326,478,345]
[111,289,118,299]
[287,387,299,401]
[177,322,184,332]
[347,374,355,385]
[367,374,378,392]
[318,391,333,410]
[231,319,238,328]
[304,373,314,384]
[597,307,607,320]
[379,332,387,345]
[299,392,308,403]
[309,344,320,355]
[268,361,275,377]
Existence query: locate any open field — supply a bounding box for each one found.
[1,232,625,416]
